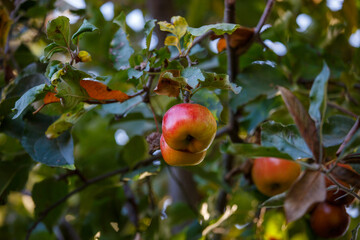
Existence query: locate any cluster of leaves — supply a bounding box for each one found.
[1,0,360,239]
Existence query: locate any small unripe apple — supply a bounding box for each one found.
[310,202,350,239]
[162,103,217,153]
[160,134,206,166]
[251,157,301,197]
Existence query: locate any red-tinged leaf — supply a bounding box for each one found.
[284,170,326,223]
[153,70,181,98]
[43,91,60,104]
[215,27,254,54]
[278,86,323,162]
[79,80,130,102]
[331,164,360,188]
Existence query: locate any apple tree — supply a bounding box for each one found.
[1,0,360,239]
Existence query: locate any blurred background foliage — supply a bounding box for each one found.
[1,0,360,239]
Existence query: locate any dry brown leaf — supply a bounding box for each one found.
[79,80,130,102]
[215,27,255,55]
[284,170,326,223]
[153,70,181,98]
[278,86,323,162]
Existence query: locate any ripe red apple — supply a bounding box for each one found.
[251,157,301,197]
[162,103,217,153]
[310,202,350,239]
[160,134,207,166]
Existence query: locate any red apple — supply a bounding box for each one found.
[160,134,207,166]
[162,103,217,153]
[251,157,301,197]
[310,202,350,239]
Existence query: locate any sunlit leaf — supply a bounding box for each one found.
[284,170,326,223]
[187,23,240,36]
[46,16,70,47]
[164,36,179,48]
[71,19,98,44]
[158,16,188,39]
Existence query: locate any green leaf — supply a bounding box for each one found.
[113,12,127,32]
[71,19,98,44]
[12,84,49,119]
[32,178,69,230]
[230,64,289,109]
[122,135,148,167]
[0,157,32,199]
[110,28,134,70]
[201,72,242,94]
[187,23,240,36]
[21,114,75,168]
[45,60,64,79]
[144,19,156,50]
[181,67,205,89]
[101,96,143,115]
[323,115,355,147]
[45,104,87,139]
[242,96,283,133]
[46,16,70,47]
[55,64,91,109]
[191,88,223,121]
[41,43,66,63]
[222,143,292,159]
[158,16,188,39]
[261,121,313,160]
[308,62,330,127]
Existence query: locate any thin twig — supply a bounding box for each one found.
[255,0,275,34]
[25,154,161,240]
[327,101,358,119]
[336,117,360,156]
[326,173,360,201]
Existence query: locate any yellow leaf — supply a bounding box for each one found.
[158,16,188,39]
[164,36,179,47]
[171,16,188,39]
[0,6,12,49]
